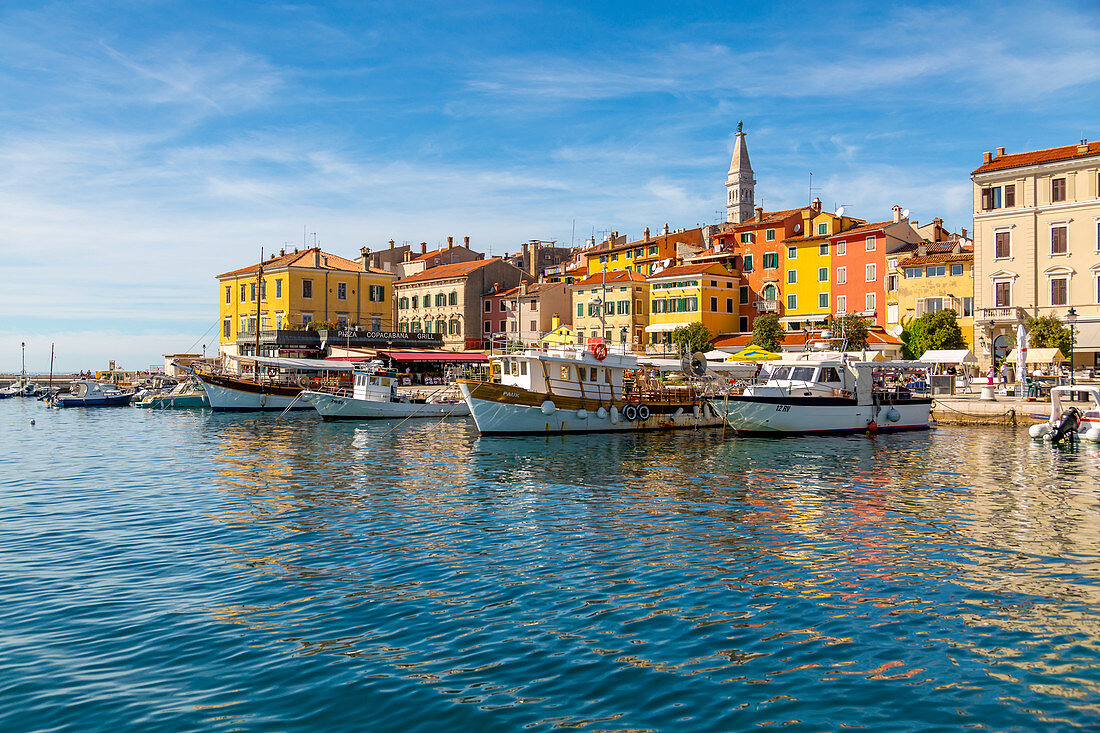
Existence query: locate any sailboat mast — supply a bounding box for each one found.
[255,248,264,359]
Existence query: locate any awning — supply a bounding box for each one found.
[1071,321,1100,349]
[778,315,828,324]
[228,355,356,371]
[919,349,977,364]
[644,323,680,333]
[1005,347,1066,364]
[379,350,488,363]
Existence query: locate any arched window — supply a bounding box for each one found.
[449,291,458,306]
[411,321,421,332]
[763,284,777,301]
[437,319,446,334]
[449,319,459,335]
[411,295,419,309]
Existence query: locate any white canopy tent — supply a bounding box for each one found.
[919,349,978,364]
[1005,347,1066,365]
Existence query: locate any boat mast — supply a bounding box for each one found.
[255,247,264,361]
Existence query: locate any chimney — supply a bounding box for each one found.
[996,146,1006,156]
[892,204,902,223]
[755,206,764,221]
[447,236,454,249]
[662,223,670,235]
[933,217,943,228]
[982,151,992,164]
[917,243,927,257]
[551,314,560,331]
[1078,139,1090,154]
[520,280,528,296]
[463,236,470,248]
[961,227,968,239]
[420,242,427,254]
[312,250,321,267]
[911,219,918,229]
[811,197,822,213]
[360,246,369,257]
[279,248,285,257]
[403,251,410,262]
[644,226,650,240]
[529,242,539,278]
[388,239,395,248]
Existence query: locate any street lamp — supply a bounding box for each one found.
[20,341,25,383]
[1066,307,1077,387]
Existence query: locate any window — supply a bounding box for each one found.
[484,300,491,312]
[817,223,828,235]
[1051,277,1068,306]
[837,295,847,313]
[787,246,797,259]
[648,245,658,255]
[577,303,584,318]
[1052,226,1068,254]
[449,291,458,306]
[617,300,630,315]
[995,231,1011,258]
[787,293,797,309]
[1004,185,1015,207]
[240,284,246,301]
[818,293,829,308]
[740,232,753,244]
[275,279,282,298]
[787,270,797,284]
[727,297,735,312]
[250,282,256,301]
[837,240,847,256]
[369,285,385,302]
[963,297,973,317]
[865,235,876,251]
[710,296,718,311]
[818,267,828,282]
[837,267,847,284]
[886,274,897,291]
[927,265,946,277]
[763,284,777,301]
[739,286,749,304]
[336,314,349,327]
[260,279,267,300]
[904,267,922,278]
[995,281,1011,307]
[739,316,749,331]
[302,279,313,298]
[337,282,347,300]
[224,286,231,304]
[260,314,269,330]
[372,316,382,331]
[743,254,754,272]
[1052,178,1066,202]
[887,303,897,322]
[763,252,779,269]
[865,263,876,282]
[766,229,775,241]
[924,298,943,313]
[301,312,313,325]
[223,318,231,337]
[238,315,246,334]
[484,320,491,333]
[819,242,829,256]
[499,300,506,312]
[888,258,897,270]
[412,295,419,309]
[865,292,876,312]
[951,264,964,276]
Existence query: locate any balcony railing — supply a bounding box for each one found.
[977,307,1028,323]
[753,300,779,313]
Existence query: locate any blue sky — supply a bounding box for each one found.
[2,0,1098,370]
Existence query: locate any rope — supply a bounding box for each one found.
[276,390,306,419]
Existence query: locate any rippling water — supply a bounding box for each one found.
[1,399,1098,731]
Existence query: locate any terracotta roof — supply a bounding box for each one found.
[217,247,367,279]
[574,270,649,287]
[829,220,893,237]
[487,282,562,298]
[593,227,703,256]
[899,251,973,266]
[973,141,1100,174]
[648,262,732,280]
[395,258,501,285]
[729,207,807,230]
[782,219,867,244]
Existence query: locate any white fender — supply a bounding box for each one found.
[1029,423,1051,439]
[886,408,901,423]
[1083,426,1100,442]
[576,408,587,419]
[673,408,684,419]
[541,400,556,415]
[596,407,607,419]
[692,405,700,419]
[609,405,619,424]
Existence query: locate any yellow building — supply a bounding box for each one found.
[779,200,863,332]
[585,226,704,276]
[217,247,396,356]
[645,262,739,354]
[572,270,650,349]
[896,242,976,351]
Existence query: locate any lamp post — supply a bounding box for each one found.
[1066,307,1077,387]
[20,341,25,384]
[987,320,996,368]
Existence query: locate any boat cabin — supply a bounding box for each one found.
[352,367,400,403]
[753,362,849,398]
[495,343,635,401]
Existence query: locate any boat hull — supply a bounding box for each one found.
[197,375,311,412]
[133,394,210,409]
[714,395,931,435]
[55,394,133,408]
[306,390,471,420]
[457,380,724,435]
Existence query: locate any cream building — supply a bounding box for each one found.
[571,270,650,349]
[972,140,1100,369]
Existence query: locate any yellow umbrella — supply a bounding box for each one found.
[726,345,782,361]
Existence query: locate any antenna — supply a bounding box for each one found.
[808,172,821,204]
[834,206,845,217]
[901,208,910,219]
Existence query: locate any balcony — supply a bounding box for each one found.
[977,307,1028,323]
[753,300,779,313]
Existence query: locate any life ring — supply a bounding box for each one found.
[866,420,878,433]
[637,404,651,421]
[297,375,311,389]
[622,404,638,422]
[592,343,608,361]
[266,367,278,377]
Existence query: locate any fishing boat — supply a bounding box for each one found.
[192,356,354,412]
[304,362,470,420]
[1028,386,1100,443]
[53,381,135,408]
[133,379,210,409]
[712,354,932,435]
[456,340,724,435]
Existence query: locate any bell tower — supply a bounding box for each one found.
[726,121,756,223]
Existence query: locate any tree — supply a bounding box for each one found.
[1026,315,1074,355]
[750,313,785,352]
[902,309,966,359]
[826,314,871,350]
[671,322,714,355]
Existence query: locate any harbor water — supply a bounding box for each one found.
[1,399,1098,731]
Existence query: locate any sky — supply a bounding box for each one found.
[2,0,1098,371]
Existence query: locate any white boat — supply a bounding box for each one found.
[193,356,355,412]
[456,341,725,435]
[1028,386,1100,443]
[304,363,470,420]
[133,379,210,409]
[54,381,134,408]
[712,355,933,435]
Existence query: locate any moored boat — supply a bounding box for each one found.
[456,340,724,435]
[54,381,134,408]
[304,362,470,420]
[192,356,355,412]
[133,379,210,409]
[1028,386,1100,443]
[712,355,932,435]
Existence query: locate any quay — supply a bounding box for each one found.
[931,386,1100,425]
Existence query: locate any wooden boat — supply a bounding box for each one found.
[305,363,470,420]
[192,356,354,412]
[54,381,134,408]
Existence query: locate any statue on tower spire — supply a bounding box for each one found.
[737,120,742,134]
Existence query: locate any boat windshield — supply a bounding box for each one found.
[769,366,791,380]
[790,367,816,382]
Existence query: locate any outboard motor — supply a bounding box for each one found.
[1050,407,1081,444]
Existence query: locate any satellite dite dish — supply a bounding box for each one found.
[793,223,802,233]
[835,206,845,217]
[901,208,910,219]
[690,352,708,377]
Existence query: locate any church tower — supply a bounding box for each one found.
[725,121,756,223]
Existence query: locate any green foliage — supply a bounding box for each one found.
[750,314,785,352]
[671,322,715,355]
[826,314,871,351]
[902,309,966,360]
[1026,315,1074,355]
